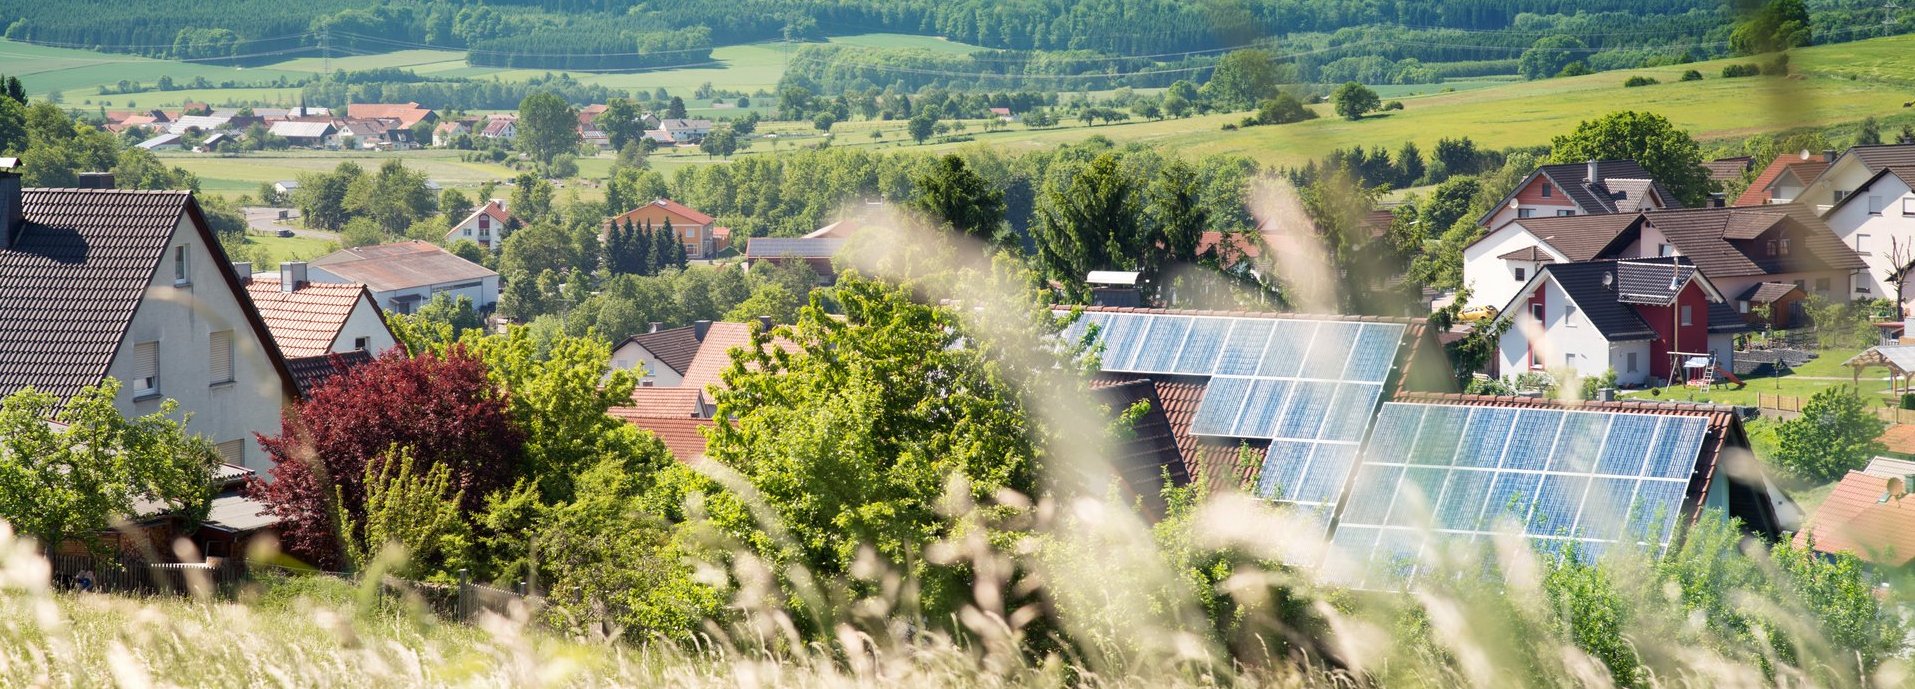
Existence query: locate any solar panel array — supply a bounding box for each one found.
[1065,311,1407,519]
[1327,402,1708,589]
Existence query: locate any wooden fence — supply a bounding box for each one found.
[1756,393,1915,424]
[50,553,246,595]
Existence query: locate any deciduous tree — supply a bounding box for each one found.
[910,154,1005,242]
[515,91,580,166]
[1549,111,1712,207]
[1774,387,1885,483]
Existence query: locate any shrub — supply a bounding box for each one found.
[1722,64,1760,78]
[1773,387,1886,483]
[1763,53,1791,75]
[1901,392,1915,410]
[1382,100,1404,111]
[1623,75,1659,88]
[1680,69,1703,81]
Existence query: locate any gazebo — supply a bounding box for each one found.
[1843,345,1915,396]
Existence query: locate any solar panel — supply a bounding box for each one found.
[1215,320,1274,375]
[1172,318,1230,375]
[1131,315,1190,373]
[1189,377,1252,436]
[1331,402,1712,587]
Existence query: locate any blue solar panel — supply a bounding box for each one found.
[1340,464,1403,525]
[1321,384,1382,442]
[1231,379,1293,438]
[1254,441,1314,501]
[1646,417,1708,479]
[1409,405,1469,466]
[1528,474,1590,537]
[1189,377,1252,436]
[1301,321,1360,380]
[1273,381,1337,440]
[1482,471,1544,531]
[1579,478,1638,541]
[1390,467,1448,527]
[1214,320,1273,375]
[1131,315,1190,373]
[1627,480,1688,543]
[1343,323,1407,382]
[1435,468,1496,531]
[1596,414,1658,475]
[1296,444,1359,504]
[1255,321,1314,378]
[1364,403,1424,462]
[1060,310,1109,346]
[1171,317,1230,374]
[1098,313,1151,371]
[1501,409,1563,470]
[1454,408,1516,468]
[1546,412,1610,474]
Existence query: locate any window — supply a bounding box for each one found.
[1530,302,1544,322]
[353,336,370,351]
[1816,277,1830,293]
[1904,197,1915,215]
[1779,238,1791,255]
[1514,267,1526,281]
[1793,279,1806,290]
[172,246,189,285]
[1627,352,1639,373]
[215,439,244,466]
[132,341,159,397]
[1518,208,1536,219]
[1856,234,1870,253]
[1564,302,1578,326]
[1564,352,1573,367]
[1739,300,1750,314]
[1766,240,1778,256]
[1834,190,1851,203]
[1679,305,1693,326]
[209,330,233,384]
[1869,195,1886,215]
[1556,210,1575,216]
[1540,182,1553,198]
[1658,243,1673,257]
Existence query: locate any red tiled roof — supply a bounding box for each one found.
[452,200,512,231]
[682,321,755,391]
[345,103,434,127]
[1196,230,1263,261]
[1798,470,1915,567]
[613,415,714,462]
[618,387,708,419]
[1705,156,1753,182]
[284,350,374,398]
[1878,424,1915,456]
[245,277,379,358]
[1735,150,1830,206]
[614,198,716,227]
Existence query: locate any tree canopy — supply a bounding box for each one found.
[1549,111,1713,206]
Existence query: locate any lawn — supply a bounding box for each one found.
[241,232,338,268]
[162,150,521,200]
[0,39,305,96]
[1616,347,1883,408]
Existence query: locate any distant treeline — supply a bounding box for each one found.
[789,45,1213,93]
[299,71,631,111]
[467,27,712,71]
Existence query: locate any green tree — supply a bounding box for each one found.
[345,158,436,234]
[334,446,471,579]
[1518,35,1589,80]
[1032,153,1145,299]
[665,95,688,120]
[1254,93,1313,125]
[509,173,554,225]
[1331,82,1380,121]
[1731,0,1812,56]
[910,154,1005,242]
[515,91,581,166]
[1549,111,1713,207]
[1147,158,1208,266]
[1202,49,1282,110]
[697,126,738,157]
[1857,116,1882,146]
[724,282,800,325]
[599,97,646,151]
[440,188,473,226]
[1774,387,1886,483]
[340,217,385,248]
[908,111,937,144]
[0,380,216,556]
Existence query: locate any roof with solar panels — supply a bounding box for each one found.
[1059,305,1794,589]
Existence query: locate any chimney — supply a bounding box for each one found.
[1823,149,1836,162]
[757,315,773,333]
[648,321,662,334]
[693,319,711,341]
[279,261,308,291]
[77,172,114,189]
[1585,159,1599,185]
[0,166,19,250]
[232,262,252,284]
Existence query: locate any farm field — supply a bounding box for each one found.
[240,232,338,268]
[160,150,521,198]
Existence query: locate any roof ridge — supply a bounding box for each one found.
[1064,305,1427,326]
[1393,391,1740,416]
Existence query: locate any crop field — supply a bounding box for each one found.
[0,39,305,96]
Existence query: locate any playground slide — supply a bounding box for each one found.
[1715,365,1745,388]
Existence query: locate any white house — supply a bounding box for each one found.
[1822,167,1915,314]
[1476,160,1677,230]
[241,262,400,395]
[611,319,781,392]
[480,116,517,141]
[1492,259,1749,388]
[659,118,713,143]
[1797,144,1915,214]
[444,199,513,250]
[0,171,298,470]
[309,240,500,314]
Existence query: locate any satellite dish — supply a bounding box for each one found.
[1603,272,1614,288]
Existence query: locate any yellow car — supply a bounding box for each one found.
[1456,305,1499,323]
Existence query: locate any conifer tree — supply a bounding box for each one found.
[638,220,658,274]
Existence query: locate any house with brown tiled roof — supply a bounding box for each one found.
[1792,143,1915,214]
[1820,166,1915,314]
[606,198,721,259]
[1705,156,1754,184]
[0,168,298,470]
[1734,149,1833,207]
[239,262,399,395]
[610,318,781,390]
[1460,204,1866,315]
[1477,160,1680,230]
[1798,458,1915,567]
[345,102,436,129]
[309,240,499,314]
[444,199,515,250]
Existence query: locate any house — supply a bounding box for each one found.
[0,169,298,470]
[1796,143,1915,213]
[272,180,299,197]
[606,198,721,259]
[658,118,713,143]
[135,133,182,151]
[345,102,436,129]
[444,199,514,250]
[989,107,1015,121]
[1460,204,1867,314]
[1820,166,1915,314]
[267,120,336,148]
[1491,258,1752,387]
[165,114,236,136]
[743,237,845,284]
[1734,149,1833,206]
[1797,456,1915,567]
[1705,156,1754,184]
[240,261,399,360]
[308,240,500,314]
[1477,159,1679,229]
[196,132,234,153]
[332,118,415,150]
[642,129,674,145]
[433,121,471,147]
[610,319,752,389]
[577,104,612,150]
[480,116,517,141]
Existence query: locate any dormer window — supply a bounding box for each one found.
[1780,238,1791,255]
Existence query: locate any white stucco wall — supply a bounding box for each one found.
[1825,174,1915,311]
[104,215,290,472]
[1494,277,1617,382]
[1461,224,1566,311]
[1801,156,1876,212]
[331,297,399,356]
[610,340,684,386]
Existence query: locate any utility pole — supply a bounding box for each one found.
[320,27,331,74]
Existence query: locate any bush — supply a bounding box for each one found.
[1773,387,1886,483]
[1680,69,1703,81]
[1623,75,1659,88]
[1221,122,1239,131]
[1763,53,1791,75]
[1722,64,1760,78]
[1382,100,1404,111]
[1901,392,1915,410]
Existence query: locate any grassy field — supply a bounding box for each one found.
[241,232,338,268]
[162,150,521,198]
[0,39,304,96]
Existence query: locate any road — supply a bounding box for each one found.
[241,207,338,241]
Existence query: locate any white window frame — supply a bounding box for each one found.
[1679,305,1693,327]
[1869,195,1886,216]
[172,245,190,286]
[1904,197,1915,215]
[1518,208,1536,219]
[1556,209,1575,217]
[353,336,370,351]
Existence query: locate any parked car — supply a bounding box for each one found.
[276,229,295,238]
[1457,305,1498,323]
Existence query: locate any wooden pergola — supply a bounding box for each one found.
[1844,346,1915,396]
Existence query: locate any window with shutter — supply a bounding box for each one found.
[215,439,243,465]
[210,330,233,384]
[133,341,159,395]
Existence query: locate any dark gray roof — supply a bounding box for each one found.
[285,350,374,397]
[1705,156,1753,182]
[1614,261,1696,305]
[1494,212,1644,261]
[1091,378,1191,516]
[1848,144,1915,173]
[1528,261,1661,341]
[1708,301,1755,334]
[1736,281,1803,304]
[1643,204,1865,278]
[746,237,846,258]
[1477,160,1681,227]
[0,188,297,403]
[621,324,705,376]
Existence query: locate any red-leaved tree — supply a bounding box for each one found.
[249,349,524,570]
